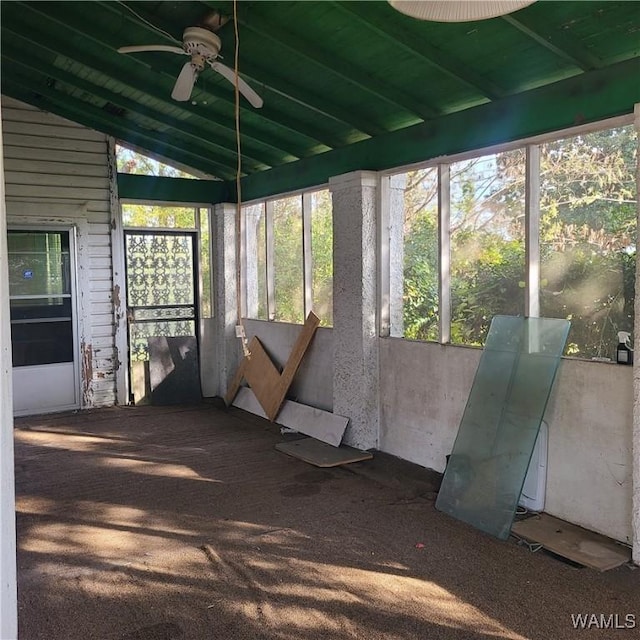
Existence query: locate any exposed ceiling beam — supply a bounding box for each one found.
[117,173,229,204]
[0,16,309,160]
[11,1,342,150]
[95,0,346,149]
[224,4,440,121]
[333,1,506,101]
[501,14,604,71]
[100,1,383,138]
[238,59,640,201]
[1,49,272,174]
[1,29,283,167]
[2,76,238,180]
[238,59,382,138]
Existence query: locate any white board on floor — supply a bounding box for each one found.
[232,387,349,447]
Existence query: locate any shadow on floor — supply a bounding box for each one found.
[14,404,640,640]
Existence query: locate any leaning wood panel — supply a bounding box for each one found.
[233,387,348,447]
[277,311,320,402]
[223,312,320,420]
[224,358,247,406]
[243,338,283,419]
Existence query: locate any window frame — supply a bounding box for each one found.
[242,185,333,325]
[380,113,636,351]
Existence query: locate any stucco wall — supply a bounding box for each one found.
[379,337,633,543]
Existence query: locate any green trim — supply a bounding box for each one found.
[237,58,640,202]
[117,174,229,204]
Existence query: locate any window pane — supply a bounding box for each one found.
[8,231,70,297]
[243,203,268,320]
[11,320,73,367]
[273,196,304,323]
[199,208,212,318]
[450,149,526,346]
[310,190,333,327]
[122,204,196,228]
[397,168,439,341]
[116,145,200,179]
[540,126,637,359]
[125,234,194,306]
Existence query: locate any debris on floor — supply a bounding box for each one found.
[511,513,631,571]
[275,437,373,467]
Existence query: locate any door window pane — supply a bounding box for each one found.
[8,231,74,367]
[126,234,195,307]
[8,231,70,296]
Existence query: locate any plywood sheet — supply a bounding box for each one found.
[224,312,320,421]
[233,387,349,446]
[242,337,282,416]
[511,514,631,571]
[276,437,373,468]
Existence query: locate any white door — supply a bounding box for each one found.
[8,228,79,416]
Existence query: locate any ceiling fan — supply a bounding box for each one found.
[118,24,263,108]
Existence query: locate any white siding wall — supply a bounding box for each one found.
[1,96,116,408]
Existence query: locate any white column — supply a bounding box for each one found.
[243,205,262,318]
[329,171,379,450]
[388,174,407,337]
[0,110,18,640]
[213,203,241,397]
[525,144,541,318]
[632,102,640,564]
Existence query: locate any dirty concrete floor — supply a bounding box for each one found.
[14,403,640,640]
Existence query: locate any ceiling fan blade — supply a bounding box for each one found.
[118,44,186,55]
[171,62,197,101]
[209,61,263,109]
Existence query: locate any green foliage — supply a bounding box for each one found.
[400,125,637,358]
[403,200,439,341]
[116,145,198,179]
[311,191,334,327]
[273,197,304,324]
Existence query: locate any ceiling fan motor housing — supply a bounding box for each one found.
[182,27,222,60]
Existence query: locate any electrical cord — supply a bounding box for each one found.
[233,0,250,358]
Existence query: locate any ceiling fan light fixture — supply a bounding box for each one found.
[388,0,536,22]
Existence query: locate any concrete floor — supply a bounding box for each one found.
[14,403,640,640]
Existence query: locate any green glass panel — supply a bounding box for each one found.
[436,315,570,540]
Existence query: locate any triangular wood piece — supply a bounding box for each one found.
[224,311,320,421]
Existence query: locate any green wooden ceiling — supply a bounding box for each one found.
[1,1,639,200]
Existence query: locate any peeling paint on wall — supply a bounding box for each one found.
[113,283,121,312]
[81,341,94,407]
